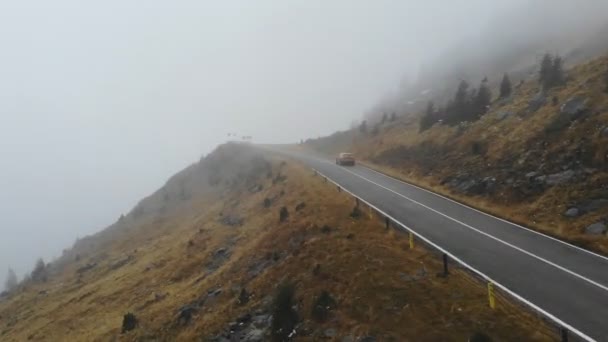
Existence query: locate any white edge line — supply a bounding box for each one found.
[358,164,608,263]
[339,166,608,294]
[312,168,595,342]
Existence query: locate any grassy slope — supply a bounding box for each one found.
[0,145,555,341]
[306,55,608,253]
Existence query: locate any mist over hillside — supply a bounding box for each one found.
[368,0,608,121]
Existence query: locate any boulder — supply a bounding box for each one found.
[496,111,514,121]
[585,222,607,235]
[579,199,608,213]
[324,329,337,337]
[564,208,580,218]
[545,170,575,186]
[220,215,243,227]
[560,96,589,117]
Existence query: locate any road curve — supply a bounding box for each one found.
[271,147,608,342]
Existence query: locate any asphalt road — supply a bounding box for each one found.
[273,148,608,342]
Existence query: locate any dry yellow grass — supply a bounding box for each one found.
[0,150,556,341]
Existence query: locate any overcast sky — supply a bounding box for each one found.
[0,0,530,280]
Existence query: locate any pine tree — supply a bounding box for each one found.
[381,112,387,123]
[31,258,47,282]
[359,120,367,133]
[419,101,436,132]
[550,55,565,87]
[499,73,512,98]
[445,80,470,125]
[539,53,553,89]
[474,78,492,118]
[4,268,18,291]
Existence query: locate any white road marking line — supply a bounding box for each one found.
[334,165,608,293]
[357,164,608,263]
[312,167,596,342]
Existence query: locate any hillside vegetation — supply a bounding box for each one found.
[305,54,608,253]
[0,144,555,341]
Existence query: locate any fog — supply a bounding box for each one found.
[2,0,606,285]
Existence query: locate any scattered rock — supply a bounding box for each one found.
[601,126,608,138]
[585,222,607,235]
[248,184,263,193]
[545,170,575,186]
[205,247,232,273]
[110,255,134,271]
[263,198,272,208]
[220,215,244,227]
[495,111,513,121]
[342,336,355,342]
[76,262,97,274]
[564,208,579,218]
[295,202,306,211]
[578,198,608,213]
[359,336,377,342]
[527,91,547,112]
[177,304,198,325]
[324,328,337,337]
[121,313,138,333]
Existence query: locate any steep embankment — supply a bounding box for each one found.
[306,55,608,254]
[0,144,554,341]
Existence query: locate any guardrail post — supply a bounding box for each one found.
[337,185,341,192]
[409,232,414,249]
[368,206,373,219]
[487,282,496,309]
[324,176,327,183]
[385,217,390,230]
[442,254,449,277]
[355,197,359,208]
[560,328,568,342]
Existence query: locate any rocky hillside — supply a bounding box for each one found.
[0,143,555,341]
[305,54,608,254]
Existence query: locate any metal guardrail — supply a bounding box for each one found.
[313,168,592,342]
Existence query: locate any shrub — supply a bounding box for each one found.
[121,313,138,333]
[311,291,337,323]
[350,206,362,219]
[390,112,397,121]
[238,288,250,305]
[604,68,608,93]
[271,283,298,342]
[279,206,289,222]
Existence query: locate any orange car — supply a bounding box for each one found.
[336,152,355,166]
